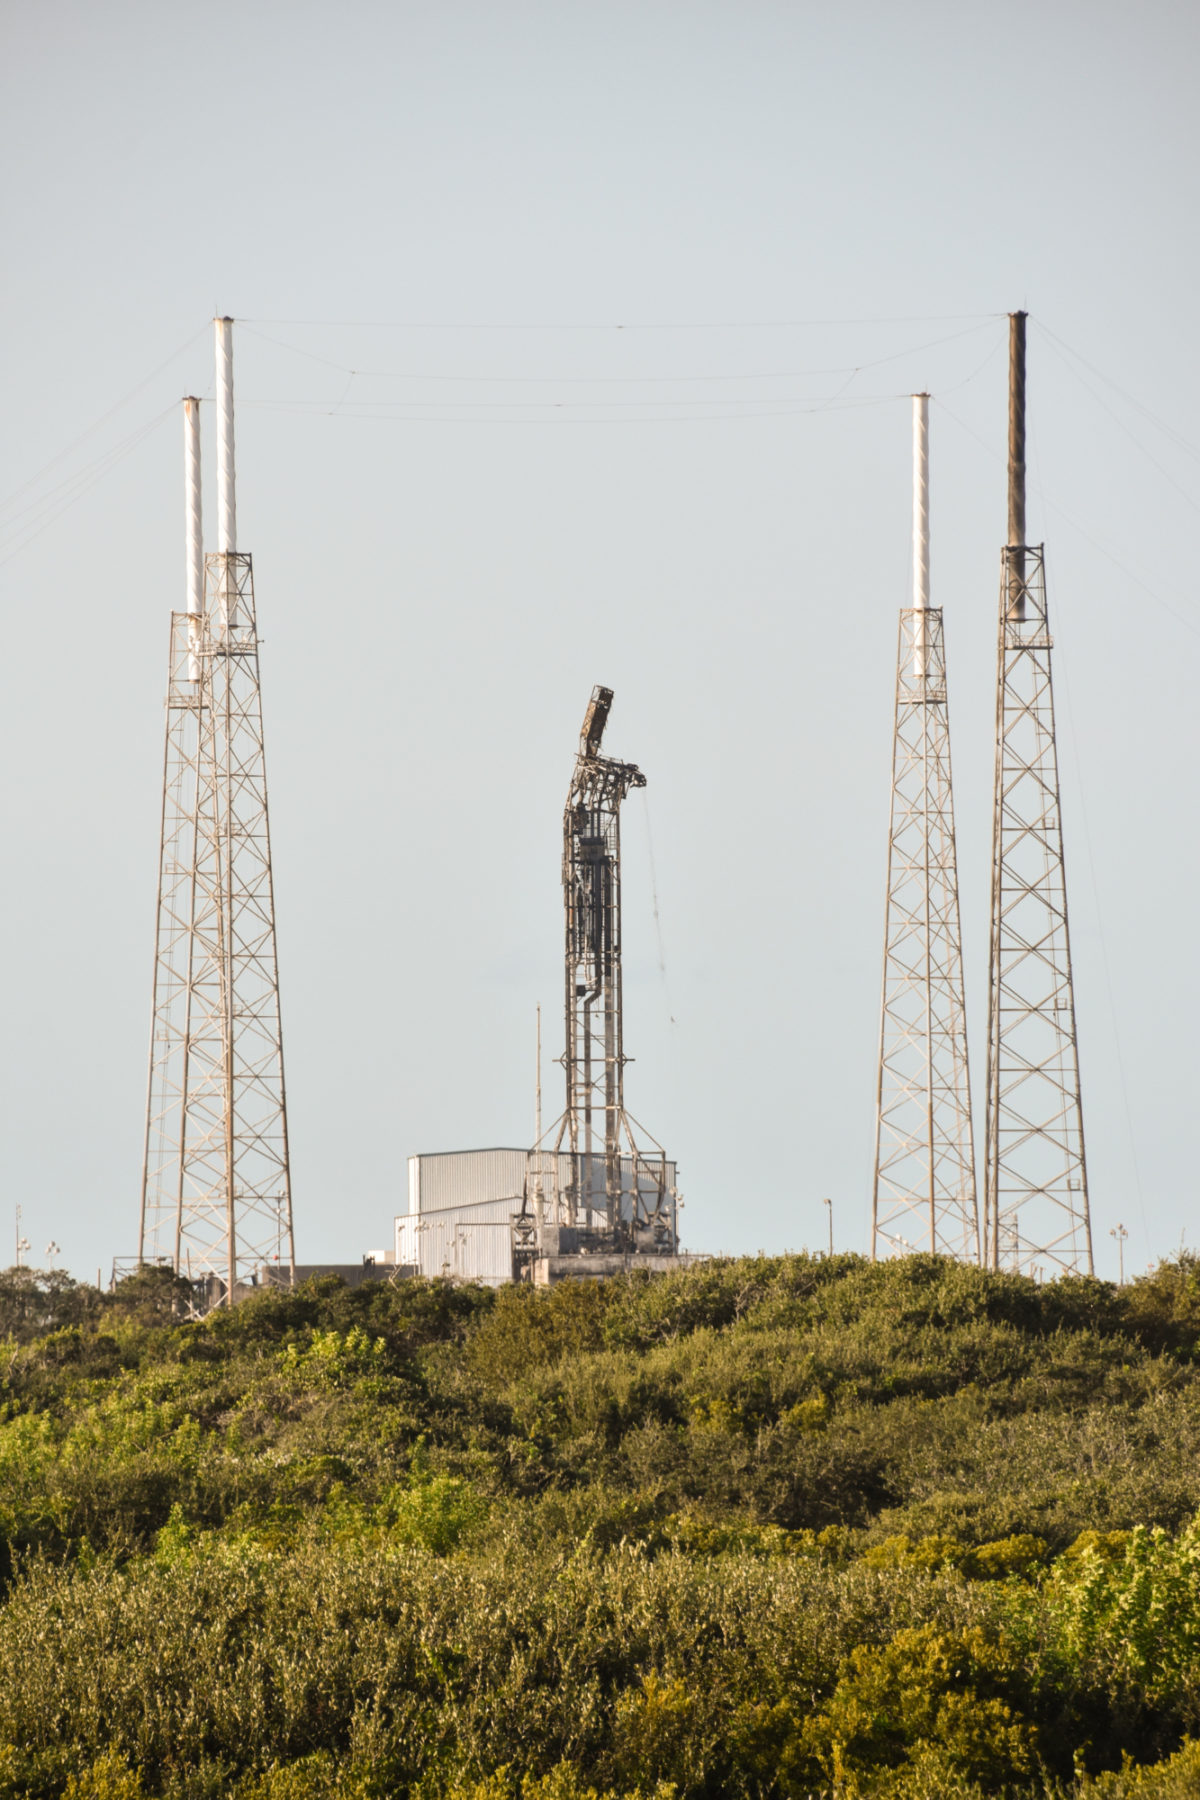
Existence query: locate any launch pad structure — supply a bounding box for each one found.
[512,686,681,1274]
[395,687,688,1288]
[137,320,294,1305]
[123,305,1093,1299]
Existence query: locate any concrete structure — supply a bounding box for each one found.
[531,1249,704,1286]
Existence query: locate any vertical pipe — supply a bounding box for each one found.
[214,315,238,1292]
[533,1003,544,1227]
[912,393,930,676]
[1007,311,1027,619]
[913,392,935,1240]
[184,398,203,611]
[215,319,236,555]
[183,398,203,680]
[215,317,238,633]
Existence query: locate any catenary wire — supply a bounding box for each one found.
[1034,320,1200,465]
[237,319,997,388]
[239,310,1004,331]
[0,406,174,567]
[0,324,208,518]
[1035,326,1200,518]
[932,396,1200,640]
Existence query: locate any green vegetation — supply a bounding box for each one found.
[3,1251,1200,1797]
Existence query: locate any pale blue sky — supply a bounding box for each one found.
[1,0,1197,1283]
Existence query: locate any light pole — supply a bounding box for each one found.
[822,1197,833,1258]
[46,1241,61,1271]
[15,1236,30,1270]
[1110,1223,1128,1287]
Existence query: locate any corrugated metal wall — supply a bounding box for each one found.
[396,1194,517,1284]
[407,1148,528,1215]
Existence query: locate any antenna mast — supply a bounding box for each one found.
[872,395,978,1261]
[139,321,294,1304]
[984,313,1092,1275]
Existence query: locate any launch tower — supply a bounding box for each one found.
[523,687,675,1257]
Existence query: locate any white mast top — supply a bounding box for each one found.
[215,317,236,555]
[182,397,203,615]
[912,393,930,611]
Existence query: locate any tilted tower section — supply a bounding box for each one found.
[984,312,1091,1276]
[528,687,674,1253]
[872,395,979,1261]
[139,319,294,1301]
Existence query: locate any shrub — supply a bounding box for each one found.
[798,1626,1037,1790]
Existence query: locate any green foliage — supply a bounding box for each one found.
[469,1279,612,1380]
[0,1264,104,1342]
[798,1625,1037,1790]
[379,1459,489,1554]
[234,1753,371,1798]
[448,1768,676,1800]
[63,1748,148,1799]
[4,1255,1200,1796]
[1034,1518,1200,1706]
[862,1532,1048,1581]
[1079,1739,1200,1797]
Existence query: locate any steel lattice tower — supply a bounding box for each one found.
[532,687,673,1249]
[984,313,1091,1277]
[139,321,294,1301]
[872,396,979,1261]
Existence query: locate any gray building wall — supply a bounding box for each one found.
[396,1194,518,1285]
[407,1149,528,1215]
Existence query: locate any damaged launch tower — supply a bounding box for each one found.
[517,685,681,1275]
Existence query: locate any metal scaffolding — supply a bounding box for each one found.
[872,396,979,1261]
[527,687,674,1253]
[138,322,293,1301]
[983,314,1091,1277]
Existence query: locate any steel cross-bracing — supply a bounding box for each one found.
[139,608,207,1271]
[139,554,294,1299]
[872,605,979,1262]
[138,329,293,1305]
[530,687,674,1252]
[984,543,1091,1277]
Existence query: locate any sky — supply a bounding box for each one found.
[1,0,1197,1286]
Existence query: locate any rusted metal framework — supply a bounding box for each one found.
[138,325,293,1302]
[872,396,979,1261]
[983,315,1091,1276]
[524,687,674,1254]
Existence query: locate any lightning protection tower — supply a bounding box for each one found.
[872,395,979,1262]
[984,313,1091,1277]
[530,687,673,1252]
[138,320,294,1302]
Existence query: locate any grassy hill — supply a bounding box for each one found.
[3,1252,1200,1798]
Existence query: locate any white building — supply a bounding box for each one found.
[396,1147,680,1285]
[397,1149,527,1285]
